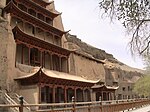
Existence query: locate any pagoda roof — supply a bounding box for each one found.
[31,0,52,7]
[15,0,59,19]
[13,26,70,57]
[15,67,99,87]
[4,1,66,36]
[92,84,119,92]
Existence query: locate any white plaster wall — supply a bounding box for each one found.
[19,85,38,104]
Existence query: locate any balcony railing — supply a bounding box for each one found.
[0,97,150,112]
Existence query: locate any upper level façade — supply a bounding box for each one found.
[3,0,67,47]
[1,0,71,73]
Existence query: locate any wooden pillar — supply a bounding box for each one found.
[33,25,35,36]
[34,26,37,37]
[21,45,24,64]
[44,86,46,102]
[49,53,51,70]
[27,7,28,13]
[113,92,115,100]
[66,57,69,73]
[107,92,109,101]
[74,87,77,102]
[52,34,54,44]
[59,56,62,72]
[40,50,43,67]
[43,15,46,22]
[110,92,111,100]
[28,46,30,65]
[38,84,41,104]
[108,92,110,101]
[52,85,56,103]
[101,91,103,101]
[43,31,46,40]
[50,53,53,70]
[83,88,85,102]
[111,92,112,100]
[35,11,37,18]
[64,86,67,103]
[43,51,45,67]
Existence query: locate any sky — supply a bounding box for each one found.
[54,0,145,69]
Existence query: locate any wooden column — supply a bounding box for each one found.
[52,34,54,44]
[28,46,30,65]
[35,11,37,18]
[34,26,37,37]
[83,88,85,102]
[108,92,110,101]
[43,51,45,67]
[49,53,51,70]
[27,7,28,12]
[59,56,62,72]
[74,87,77,102]
[38,84,41,104]
[21,45,24,64]
[40,50,43,67]
[43,31,46,40]
[101,91,103,101]
[52,85,56,103]
[64,86,67,103]
[44,16,46,23]
[65,57,69,73]
[33,25,35,36]
[113,92,116,100]
[50,53,53,70]
[106,92,108,100]
[66,57,69,73]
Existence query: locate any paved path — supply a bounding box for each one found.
[129,105,150,112]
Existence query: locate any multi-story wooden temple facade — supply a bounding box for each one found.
[0,0,117,104]
[0,0,142,105]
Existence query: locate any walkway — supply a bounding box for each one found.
[129,105,150,112]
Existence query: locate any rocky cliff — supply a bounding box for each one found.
[66,33,144,74]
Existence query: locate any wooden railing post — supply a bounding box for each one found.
[72,96,75,112]
[88,103,91,112]
[19,96,24,112]
[99,96,102,112]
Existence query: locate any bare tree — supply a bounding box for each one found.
[99,0,150,56]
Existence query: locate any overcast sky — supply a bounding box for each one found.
[54,0,144,69]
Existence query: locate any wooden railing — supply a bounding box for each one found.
[14,93,31,111]
[0,91,30,112]
[0,98,150,112]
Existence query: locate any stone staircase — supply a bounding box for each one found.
[8,93,31,112]
[0,90,31,112]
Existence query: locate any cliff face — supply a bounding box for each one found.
[66,33,144,82]
[66,34,142,72]
[66,34,123,64]
[0,18,8,90]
